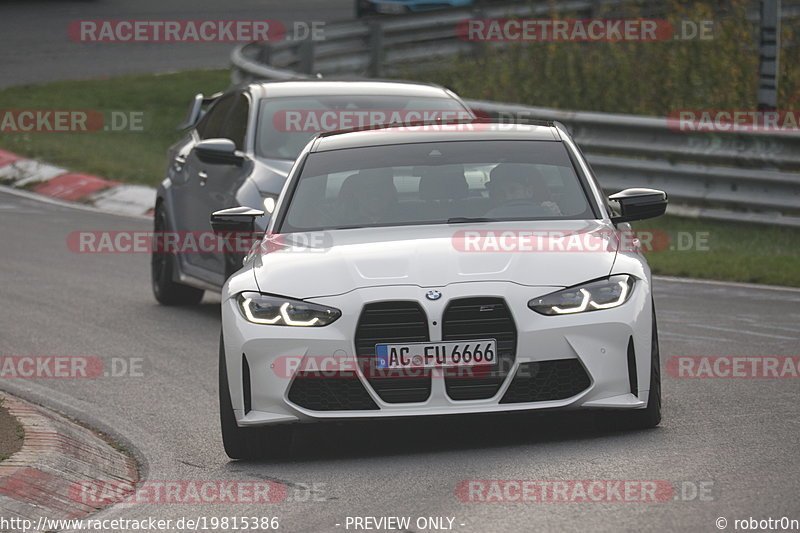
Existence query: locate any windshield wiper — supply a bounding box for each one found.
[446,217,495,224]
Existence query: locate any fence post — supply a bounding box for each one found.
[368,21,384,77]
[757,0,781,111]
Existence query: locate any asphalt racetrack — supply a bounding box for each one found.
[0,0,353,88]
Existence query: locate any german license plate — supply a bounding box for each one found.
[375,339,497,369]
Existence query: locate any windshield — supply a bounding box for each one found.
[278,140,596,232]
[255,95,470,160]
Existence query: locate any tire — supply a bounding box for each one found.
[219,334,293,460]
[626,302,662,429]
[151,204,204,306]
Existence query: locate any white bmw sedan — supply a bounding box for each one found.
[213,121,668,459]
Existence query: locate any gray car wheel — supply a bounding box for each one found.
[151,203,204,305]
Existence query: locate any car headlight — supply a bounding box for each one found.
[528,275,635,315]
[261,194,277,215]
[237,292,341,326]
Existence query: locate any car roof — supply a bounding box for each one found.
[311,122,562,152]
[247,79,454,99]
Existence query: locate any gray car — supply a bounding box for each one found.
[151,80,473,305]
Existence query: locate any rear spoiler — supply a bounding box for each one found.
[177,92,223,131]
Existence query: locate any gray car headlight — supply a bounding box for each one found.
[528,275,635,315]
[261,194,277,215]
[237,292,341,326]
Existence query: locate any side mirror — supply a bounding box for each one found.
[177,93,204,131]
[210,206,265,233]
[177,92,223,130]
[195,138,244,166]
[609,188,668,223]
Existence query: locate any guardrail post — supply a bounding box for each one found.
[299,39,315,75]
[758,0,781,110]
[368,21,384,77]
[257,43,272,66]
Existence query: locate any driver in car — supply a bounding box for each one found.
[484,163,561,218]
[335,168,402,225]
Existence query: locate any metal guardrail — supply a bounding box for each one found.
[232,1,613,82]
[467,99,800,227]
[231,3,800,226]
[231,0,800,83]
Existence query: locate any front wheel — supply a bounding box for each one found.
[627,302,662,429]
[219,334,293,459]
[151,204,204,305]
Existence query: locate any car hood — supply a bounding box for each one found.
[251,221,623,299]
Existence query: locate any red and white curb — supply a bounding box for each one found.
[0,393,138,521]
[0,148,155,216]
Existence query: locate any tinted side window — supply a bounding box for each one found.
[219,94,250,151]
[195,94,236,140]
